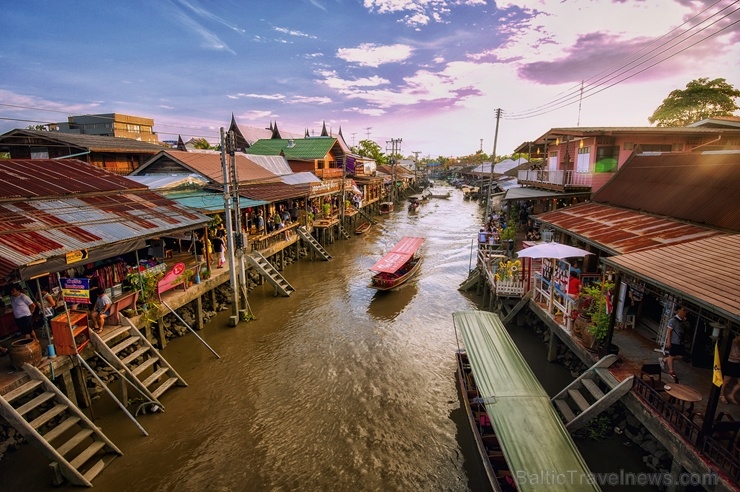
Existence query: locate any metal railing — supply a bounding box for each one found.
[517,169,593,188]
[632,377,703,442]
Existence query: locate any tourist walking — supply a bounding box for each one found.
[659,306,690,382]
[211,235,226,268]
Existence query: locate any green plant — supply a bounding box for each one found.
[583,281,615,341]
[126,270,162,305]
[501,225,516,242]
[201,267,211,280]
[573,415,612,441]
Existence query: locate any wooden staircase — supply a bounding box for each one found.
[247,251,296,296]
[0,364,122,487]
[296,226,332,261]
[552,355,634,432]
[91,317,188,408]
[337,224,351,240]
[353,207,378,225]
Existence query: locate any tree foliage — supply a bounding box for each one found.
[648,78,740,127]
[352,139,387,165]
[191,137,212,149]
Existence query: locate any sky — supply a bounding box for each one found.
[0,0,738,159]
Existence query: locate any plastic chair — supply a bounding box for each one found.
[624,314,636,330]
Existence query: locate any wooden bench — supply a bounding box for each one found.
[105,290,139,326]
[157,262,188,302]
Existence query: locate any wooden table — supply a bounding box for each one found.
[664,383,703,413]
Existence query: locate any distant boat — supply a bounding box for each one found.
[379,202,394,214]
[427,191,451,199]
[368,236,425,291]
[355,222,372,235]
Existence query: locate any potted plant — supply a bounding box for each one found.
[125,269,162,307]
[580,281,614,349]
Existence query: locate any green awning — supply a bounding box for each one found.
[453,311,600,492]
[163,191,267,213]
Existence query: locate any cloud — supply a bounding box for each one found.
[362,0,485,27]
[337,43,414,67]
[170,0,236,54]
[236,110,275,120]
[287,96,333,104]
[174,0,245,33]
[318,70,390,90]
[0,89,100,118]
[158,104,175,110]
[228,93,286,100]
[273,26,318,39]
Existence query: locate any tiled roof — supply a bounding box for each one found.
[136,150,279,185]
[0,129,166,153]
[592,151,740,232]
[0,159,145,200]
[603,234,740,322]
[245,138,340,160]
[535,202,726,255]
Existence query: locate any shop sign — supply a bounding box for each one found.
[65,249,89,264]
[310,179,342,197]
[61,277,91,304]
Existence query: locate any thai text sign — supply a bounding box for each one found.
[65,249,88,264]
[61,277,91,304]
[309,179,342,197]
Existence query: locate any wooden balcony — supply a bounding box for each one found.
[314,168,343,179]
[517,169,592,191]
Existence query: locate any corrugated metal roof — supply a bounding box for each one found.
[126,174,208,190]
[0,191,209,278]
[163,190,267,212]
[592,151,740,232]
[534,126,740,144]
[245,154,293,175]
[136,150,278,185]
[238,182,310,202]
[0,129,166,153]
[281,172,321,185]
[536,202,726,255]
[603,235,740,322]
[0,159,145,200]
[245,138,339,160]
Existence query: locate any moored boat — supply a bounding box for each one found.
[379,202,394,214]
[426,191,451,199]
[355,222,372,234]
[453,310,600,492]
[368,236,425,290]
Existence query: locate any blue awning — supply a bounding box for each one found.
[163,191,267,213]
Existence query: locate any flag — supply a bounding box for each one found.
[713,341,723,387]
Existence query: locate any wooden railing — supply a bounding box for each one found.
[632,377,703,442]
[249,222,299,252]
[518,169,592,188]
[703,436,740,482]
[314,168,343,179]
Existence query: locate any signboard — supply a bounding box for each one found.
[61,277,91,304]
[65,249,89,264]
[309,179,342,197]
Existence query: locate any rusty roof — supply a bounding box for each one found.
[0,159,145,201]
[135,150,279,185]
[535,202,726,255]
[0,129,166,153]
[592,151,740,232]
[603,235,740,322]
[237,182,310,202]
[0,191,209,279]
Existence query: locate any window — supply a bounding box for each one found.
[31,146,49,159]
[595,146,618,173]
[640,144,672,152]
[576,147,590,173]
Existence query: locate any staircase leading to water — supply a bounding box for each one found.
[337,224,351,240]
[297,226,332,260]
[0,364,122,487]
[91,317,187,407]
[552,355,633,432]
[247,251,296,296]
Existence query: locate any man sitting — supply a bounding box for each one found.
[91,287,112,333]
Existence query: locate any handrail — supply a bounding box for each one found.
[632,377,703,442]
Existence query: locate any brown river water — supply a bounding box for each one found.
[1,186,654,491]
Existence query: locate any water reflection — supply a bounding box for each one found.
[367,281,418,321]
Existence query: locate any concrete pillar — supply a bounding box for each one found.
[60,370,79,407]
[547,328,558,362]
[71,365,92,408]
[155,316,167,349]
[195,296,204,331]
[210,289,217,312]
[666,458,684,492]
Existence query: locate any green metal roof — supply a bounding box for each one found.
[164,190,267,213]
[453,311,600,492]
[245,138,338,160]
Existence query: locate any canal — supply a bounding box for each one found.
[1,186,655,491]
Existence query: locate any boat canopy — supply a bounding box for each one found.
[369,236,425,273]
[453,311,600,492]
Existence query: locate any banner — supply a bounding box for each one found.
[713,341,723,387]
[61,277,91,304]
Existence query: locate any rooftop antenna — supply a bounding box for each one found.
[351,132,357,147]
[365,127,372,140]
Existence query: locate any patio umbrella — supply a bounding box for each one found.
[516,242,593,259]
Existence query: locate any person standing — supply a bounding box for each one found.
[660,306,690,382]
[211,234,226,268]
[720,335,740,404]
[10,284,36,339]
[39,286,57,323]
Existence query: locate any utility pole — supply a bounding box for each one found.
[365,127,372,140]
[351,133,357,147]
[386,138,402,202]
[228,130,250,321]
[485,108,502,220]
[412,151,420,185]
[220,128,240,326]
[340,155,346,224]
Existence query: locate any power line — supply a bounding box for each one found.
[504,2,739,120]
